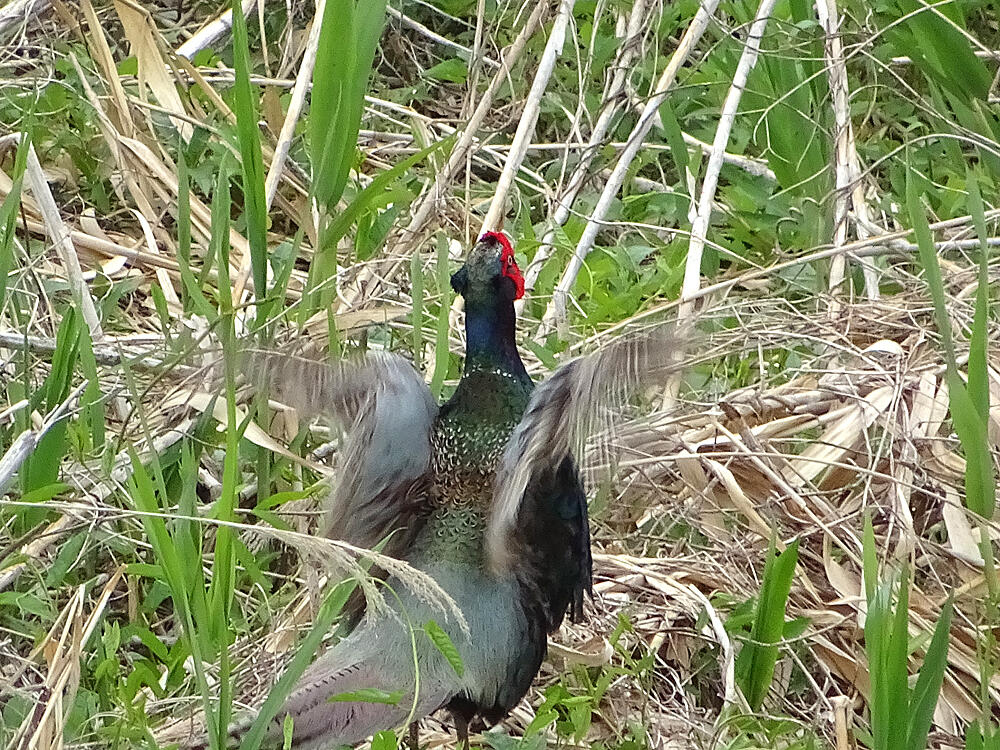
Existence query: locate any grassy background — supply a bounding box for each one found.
[0,0,999,748]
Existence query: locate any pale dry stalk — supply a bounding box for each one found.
[677,0,779,323]
[66,51,182,310]
[263,0,325,213]
[114,0,194,140]
[448,0,577,329]
[519,0,652,307]
[176,0,257,59]
[337,1,549,313]
[538,0,722,337]
[817,0,880,305]
[479,0,576,235]
[23,143,104,339]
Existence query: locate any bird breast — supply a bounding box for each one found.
[429,416,518,508]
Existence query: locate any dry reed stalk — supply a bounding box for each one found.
[338,0,549,312]
[23,143,103,339]
[519,0,652,306]
[818,0,880,305]
[445,0,577,333]
[538,0,722,337]
[479,0,576,235]
[676,0,778,322]
[176,0,257,59]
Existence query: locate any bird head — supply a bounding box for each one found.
[450,231,525,306]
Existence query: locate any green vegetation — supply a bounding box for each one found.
[0,0,997,749]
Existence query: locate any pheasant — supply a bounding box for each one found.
[219,232,679,749]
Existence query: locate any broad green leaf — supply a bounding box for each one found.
[907,599,953,750]
[657,100,689,180]
[425,619,464,677]
[894,0,990,103]
[310,0,388,211]
[424,58,468,83]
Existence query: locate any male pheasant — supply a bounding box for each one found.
[222,232,679,749]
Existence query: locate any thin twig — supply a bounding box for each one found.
[387,5,500,69]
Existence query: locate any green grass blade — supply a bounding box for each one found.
[885,566,911,750]
[865,579,891,750]
[177,144,194,313]
[430,235,452,398]
[862,512,878,601]
[305,0,389,316]
[128,447,219,744]
[908,167,994,518]
[321,137,450,257]
[965,170,990,420]
[895,0,990,103]
[0,133,29,312]
[907,170,953,363]
[907,599,953,750]
[206,157,240,655]
[947,369,995,518]
[736,537,799,710]
[76,320,104,451]
[230,0,269,318]
[962,171,996,519]
[23,308,81,494]
[411,250,424,370]
[657,100,689,181]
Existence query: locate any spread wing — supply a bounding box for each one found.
[486,326,684,582]
[245,349,437,554]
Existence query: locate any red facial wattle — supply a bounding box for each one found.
[481,231,524,300]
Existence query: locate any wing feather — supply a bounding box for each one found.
[486,326,684,573]
[245,348,437,551]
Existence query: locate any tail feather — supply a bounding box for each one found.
[275,658,453,749]
[257,620,461,749]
